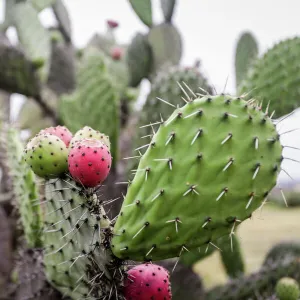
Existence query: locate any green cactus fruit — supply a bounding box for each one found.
[161,0,177,23]
[60,51,119,167]
[52,0,72,42]
[276,277,300,300]
[129,0,152,27]
[43,177,124,299]
[180,234,245,279]
[112,94,282,261]
[148,23,182,76]
[70,126,110,149]
[13,2,51,82]
[2,127,43,248]
[235,31,259,90]
[0,39,40,98]
[206,257,300,300]
[239,37,300,118]
[126,32,153,87]
[24,133,68,178]
[263,241,300,266]
[30,0,56,12]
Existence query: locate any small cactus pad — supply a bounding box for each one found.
[70,126,110,149]
[123,263,172,300]
[40,125,73,147]
[276,277,300,300]
[68,139,112,187]
[112,94,282,261]
[43,177,124,299]
[239,37,300,118]
[24,133,68,178]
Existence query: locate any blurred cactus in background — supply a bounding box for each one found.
[0,0,300,299]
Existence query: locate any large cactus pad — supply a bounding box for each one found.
[112,94,282,261]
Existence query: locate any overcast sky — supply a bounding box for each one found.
[3,0,300,184]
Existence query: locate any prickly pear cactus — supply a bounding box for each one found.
[126,32,153,87]
[112,94,282,261]
[2,127,43,248]
[235,31,259,90]
[239,37,300,118]
[12,2,51,81]
[205,256,300,300]
[161,0,177,23]
[43,177,124,299]
[148,23,182,75]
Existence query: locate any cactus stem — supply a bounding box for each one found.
[156,96,176,108]
[165,111,182,126]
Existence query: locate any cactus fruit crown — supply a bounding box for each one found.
[275,277,300,300]
[112,94,283,261]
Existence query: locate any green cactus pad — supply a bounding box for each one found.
[235,31,258,90]
[148,23,182,75]
[43,177,123,299]
[13,2,51,82]
[126,32,153,87]
[239,37,300,118]
[52,0,72,42]
[3,127,43,248]
[112,94,282,261]
[0,40,40,98]
[161,0,176,23]
[276,277,300,300]
[24,133,68,178]
[129,0,152,27]
[70,126,110,148]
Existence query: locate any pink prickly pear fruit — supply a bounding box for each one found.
[40,126,73,147]
[68,139,112,187]
[107,19,119,28]
[111,47,123,60]
[123,263,172,300]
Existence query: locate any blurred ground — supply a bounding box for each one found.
[194,203,300,288]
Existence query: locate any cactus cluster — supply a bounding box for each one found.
[1,1,300,299]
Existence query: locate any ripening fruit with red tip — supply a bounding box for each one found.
[40,125,73,147]
[111,47,123,60]
[68,139,112,187]
[123,263,172,300]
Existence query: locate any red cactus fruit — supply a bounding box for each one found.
[107,19,119,28]
[123,263,172,300]
[40,126,73,147]
[111,47,123,60]
[68,139,112,187]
